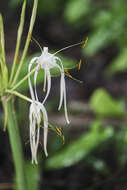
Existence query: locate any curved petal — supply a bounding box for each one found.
[34,65,39,101]
[42,69,51,105]
[30,57,38,65]
[28,63,35,101]
[55,58,70,123]
[38,102,48,157]
[63,77,70,124]
[43,70,47,92]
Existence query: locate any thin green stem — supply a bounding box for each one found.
[7,99,27,190]
[6,89,32,103]
[11,67,36,91]
[9,0,26,85]
[11,0,38,87]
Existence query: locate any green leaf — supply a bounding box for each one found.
[25,161,40,190]
[90,88,124,117]
[105,48,127,74]
[0,13,5,63]
[0,14,8,90]
[45,120,113,169]
[9,0,26,84]
[64,0,91,24]
[85,15,125,56]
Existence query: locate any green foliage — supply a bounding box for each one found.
[45,120,114,169]
[64,0,91,26]
[25,161,41,190]
[105,48,127,75]
[8,0,22,8]
[37,0,62,16]
[90,89,124,117]
[0,14,8,92]
[114,125,127,167]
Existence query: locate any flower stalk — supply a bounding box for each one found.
[7,99,27,190]
[11,0,38,87]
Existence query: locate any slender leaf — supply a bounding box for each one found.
[45,120,114,169]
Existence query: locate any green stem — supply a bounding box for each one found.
[12,67,36,91]
[6,89,32,103]
[7,99,27,190]
[9,0,26,85]
[11,0,38,87]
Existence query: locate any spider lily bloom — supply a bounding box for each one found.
[28,47,70,124]
[29,101,48,164]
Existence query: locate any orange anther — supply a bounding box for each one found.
[78,59,82,70]
[65,69,72,78]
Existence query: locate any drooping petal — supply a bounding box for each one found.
[63,76,70,124]
[43,70,47,92]
[55,58,70,124]
[29,103,37,163]
[38,102,48,157]
[30,57,38,65]
[29,101,48,163]
[34,65,40,101]
[28,57,39,101]
[42,69,51,105]
[28,63,35,101]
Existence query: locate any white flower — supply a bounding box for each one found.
[28,47,70,124]
[29,101,48,164]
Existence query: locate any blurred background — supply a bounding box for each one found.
[1,0,127,189]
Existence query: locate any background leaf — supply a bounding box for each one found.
[45,120,114,169]
[90,89,125,117]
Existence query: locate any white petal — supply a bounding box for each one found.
[42,69,51,104]
[30,57,38,65]
[55,58,70,123]
[28,63,35,101]
[63,77,70,124]
[43,70,47,92]
[55,57,64,70]
[58,71,64,110]
[34,66,39,101]
[38,102,48,157]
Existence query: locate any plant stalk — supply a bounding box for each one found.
[11,0,38,87]
[7,99,27,190]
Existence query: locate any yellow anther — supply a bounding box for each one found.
[39,141,43,147]
[56,126,62,136]
[83,37,88,48]
[64,69,72,78]
[78,59,82,70]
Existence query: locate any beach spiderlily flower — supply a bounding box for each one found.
[28,47,70,124]
[29,101,48,164]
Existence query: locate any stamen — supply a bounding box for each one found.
[65,69,83,83]
[54,37,88,55]
[56,126,62,136]
[64,69,72,78]
[83,37,88,48]
[56,126,65,145]
[30,35,43,52]
[78,59,82,70]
